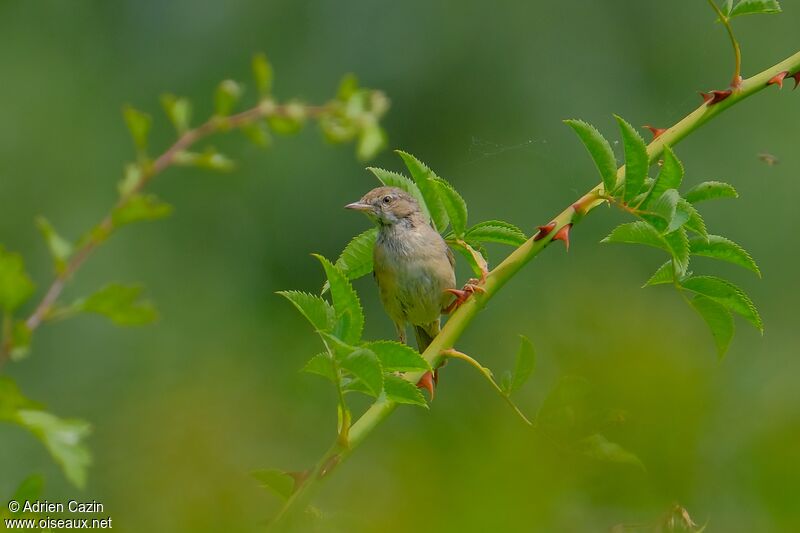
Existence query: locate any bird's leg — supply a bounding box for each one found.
[443,264,489,314]
[394,322,407,345]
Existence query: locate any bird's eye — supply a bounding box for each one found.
[382,195,392,204]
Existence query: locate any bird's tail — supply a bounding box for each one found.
[414,320,440,353]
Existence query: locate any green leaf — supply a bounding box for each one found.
[684,181,738,204]
[241,121,272,148]
[465,220,527,247]
[0,246,36,313]
[314,255,364,344]
[449,239,488,279]
[252,53,274,96]
[689,295,735,358]
[383,374,427,407]
[7,475,44,516]
[564,119,618,194]
[364,340,431,372]
[252,469,294,500]
[396,151,450,232]
[268,101,306,134]
[122,105,151,154]
[680,199,708,239]
[368,167,432,223]
[112,194,173,227]
[615,115,650,202]
[581,433,645,470]
[601,221,669,253]
[278,291,335,332]
[504,335,535,395]
[301,353,337,381]
[337,73,359,101]
[340,348,383,396]
[160,94,192,134]
[118,163,143,197]
[664,227,690,275]
[641,189,679,232]
[729,0,781,18]
[173,148,236,172]
[215,79,242,116]
[335,227,378,281]
[648,146,683,200]
[75,283,158,325]
[432,178,468,237]
[680,275,762,332]
[10,320,32,361]
[17,410,91,488]
[689,235,760,276]
[35,216,73,272]
[643,261,675,287]
[357,123,387,161]
[0,377,42,421]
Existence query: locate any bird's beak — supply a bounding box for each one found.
[345,202,372,212]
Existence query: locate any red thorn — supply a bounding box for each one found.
[534,221,556,241]
[700,90,732,105]
[417,371,435,400]
[643,125,667,139]
[767,71,789,89]
[790,72,800,90]
[553,223,572,250]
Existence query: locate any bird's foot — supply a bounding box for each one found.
[444,279,486,313]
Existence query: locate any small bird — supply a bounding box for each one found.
[346,187,456,356]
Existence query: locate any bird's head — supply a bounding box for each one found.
[345,186,421,225]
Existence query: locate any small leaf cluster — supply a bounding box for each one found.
[331,151,528,285]
[281,255,432,414]
[567,116,761,357]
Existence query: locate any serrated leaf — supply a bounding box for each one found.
[35,216,73,272]
[564,119,618,194]
[112,194,173,227]
[252,469,294,500]
[368,167,432,223]
[357,123,386,161]
[335,227,377,281]
[689,295,735,358]
[684,181,738,204]
[301,353,337,381]
[648,146,683,201]
[17,410,91,488]
[75,283,158,325]
[396,151,450,232]
[505,335,535,395]
[383,374,427,407]
[122,105,151,153]
[643,261,675,287]
[340,348,382,396]
[581,433,644,470]
[601,221,670,253]
[615,115,650,202]
[314,255,364,344]
[364,340,430,372]
[689,235,760,276]
[641,189,679,232]
[215,79,242,116]
[278,291,335,332]
[465,220,527,247]
[432,178,468,237]
[680,275,762,332]
[0,246,36,313]
[664,227,690,275]
[252,53,274,96]
[160,94,192,134]
[729,0,781,18]
[680,199,708,239]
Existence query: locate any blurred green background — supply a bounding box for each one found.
[1,1,798,531]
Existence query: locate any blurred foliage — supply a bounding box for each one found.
[0,0,798,532]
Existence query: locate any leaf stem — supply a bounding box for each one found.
[268,48,800,528]
[707,0,743,87]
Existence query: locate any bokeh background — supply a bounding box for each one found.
[1,1,798,531]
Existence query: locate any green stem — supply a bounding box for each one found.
[269,49,800,529]
[707,0,742,87]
